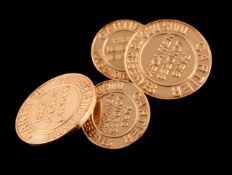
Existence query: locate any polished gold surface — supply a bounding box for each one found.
[91,19,142,80]
[125,19,212,99]
[15,73,96,144]
[15,19,212,148]
[82,80,150,149]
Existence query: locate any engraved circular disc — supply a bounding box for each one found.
[91,19,142,80]
[125,19,212,99]
[15,73,96,144]
[82,80,150,149]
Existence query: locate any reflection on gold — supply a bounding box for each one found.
[93,100,102,126]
